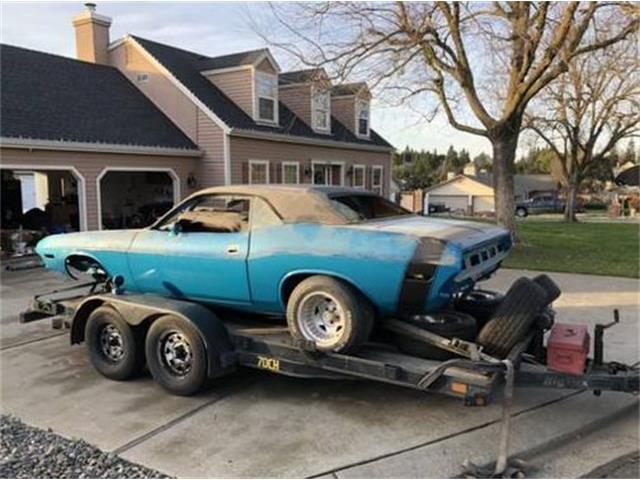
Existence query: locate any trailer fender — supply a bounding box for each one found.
[70,294,236,378]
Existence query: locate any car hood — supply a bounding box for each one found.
[348,215,510,250]
[36,229,142,255]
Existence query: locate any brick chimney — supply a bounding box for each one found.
[72,3,112,64]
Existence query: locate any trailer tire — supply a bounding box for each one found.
[477,277,549,358]
[287,275,373,353]
[454,289,504,327]
[85,306,145,381]
[533,274,562,304]
[145,315,208,396]
[394,311,477,360]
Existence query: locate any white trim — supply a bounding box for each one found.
[248,159,270,184]
[311,160,345,186]
[352,164,366,188]
[230,129,392,153]
[0,163,88,232]
[223,134,231,185]
[201,65,254,76]
[0,137,201,157]
[371,165,384,195]
[199,50,281,76]
[281,161,300,184]
[96,167,180,231]
[355,98,371,139]
[108,37,127,51]
[128,36,231,134]
[311,85,331,134]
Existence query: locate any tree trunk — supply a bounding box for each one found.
[564,181,579,222]
[491,133,519,234]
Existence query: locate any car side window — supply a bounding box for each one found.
[157,195,250,233]
[250,197,282,229]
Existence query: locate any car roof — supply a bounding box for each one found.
[193,184,374,197]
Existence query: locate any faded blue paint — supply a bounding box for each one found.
[35,213,512,317]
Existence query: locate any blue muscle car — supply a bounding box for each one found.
[36,185,512,353]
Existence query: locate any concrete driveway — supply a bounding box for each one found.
[1,264,638,478]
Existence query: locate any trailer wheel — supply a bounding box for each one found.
[393,311,477,360]
[85,306,145,381]
[533,274,562,304]
[477,278,549,358]
[145,315,208,396]
[454,289,504,328]
[287,275,373,353]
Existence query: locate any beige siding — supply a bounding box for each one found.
[256,58,277,75]
[110,42,199,142]
[331,96,356,134]
[1,147,198,230]
[473,195,495,213]
[279,84,312,127]
[427,176,493,196]
[196,110,226,188]
[205,69,254,118]
[229,136,392,196]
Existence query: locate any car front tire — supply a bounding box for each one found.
[286,275,373,353]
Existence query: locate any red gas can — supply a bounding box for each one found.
[547,323,590,375]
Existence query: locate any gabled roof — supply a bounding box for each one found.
[279,68,326,85]
[198,48,276,72]
[426,173,557,196]
[0,44,197,152]
[332,82,368,96]
[131,36,392,150]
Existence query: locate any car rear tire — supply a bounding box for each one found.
[393,311,477,360]
[454,289,504,328]
[145,315,208,396]
[516,207,528,218]
[85,306,145,381]
[286,275,373,353]
[476,277,549,358]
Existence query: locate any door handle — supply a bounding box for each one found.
[226,244,240,255]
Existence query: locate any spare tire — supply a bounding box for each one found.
[533,274,562,304]
[477,277,549,358]
[393,311,477,360]
[455,289,504,328]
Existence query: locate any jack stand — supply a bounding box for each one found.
[462,360,532,478]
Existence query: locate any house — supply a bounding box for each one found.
[0,3,393,236]
[423,164,558,215]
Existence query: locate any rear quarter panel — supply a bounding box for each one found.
[248,223,418,315]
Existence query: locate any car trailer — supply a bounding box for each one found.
[20,277,639,478]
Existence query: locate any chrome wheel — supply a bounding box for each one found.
[100,324,125,362]
[297,292,347,347]
[158,331,193,376]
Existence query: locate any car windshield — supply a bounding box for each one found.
[329,194,412,223]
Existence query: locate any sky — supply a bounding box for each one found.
[0,0,496,157]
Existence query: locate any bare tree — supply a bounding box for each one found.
[526,39,640,221]
[262,2,638,232]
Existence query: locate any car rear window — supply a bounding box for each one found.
[329,194,412,222]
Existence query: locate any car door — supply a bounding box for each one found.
[127,194,251,305]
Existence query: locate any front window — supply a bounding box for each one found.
[249,160,269,184]
[256,72,277,123]
[329,194,411,223]
[371,166,383,195]
[282,162,299,184]
[356,100,370,137]
[312,88,331,132]
[352,165,365,188]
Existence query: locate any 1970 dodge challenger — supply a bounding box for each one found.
[36,185,512,352]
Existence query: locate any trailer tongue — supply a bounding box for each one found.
[20,277,639,477]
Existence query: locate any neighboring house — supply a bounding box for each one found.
[0,4,393,233]
[423,164,558,216]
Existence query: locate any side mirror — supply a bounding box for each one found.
[169,222,182,236]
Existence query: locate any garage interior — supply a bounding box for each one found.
[1,168,80,256]
[99,171,175,229]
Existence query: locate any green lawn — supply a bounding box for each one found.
[504,221,640,278]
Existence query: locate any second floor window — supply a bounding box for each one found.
[357,100,370,137]
[352,165,365,188]
[256,72,277,123]
[312,88,330,132]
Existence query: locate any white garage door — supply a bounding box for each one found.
[429,195,469,213]
[473,195,495,213]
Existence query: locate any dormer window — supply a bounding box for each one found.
[256,72,278,123]
[312,88,331,132]
[356,100,370,137]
